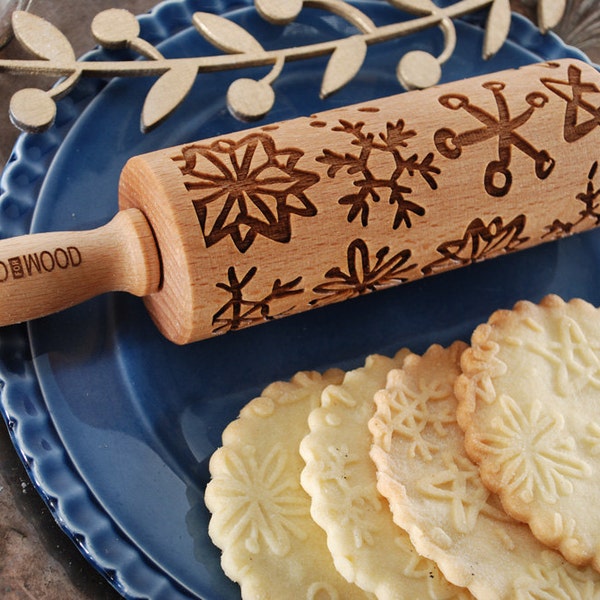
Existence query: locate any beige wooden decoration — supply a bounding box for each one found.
[0,59,598,344]
[0,0,565,132]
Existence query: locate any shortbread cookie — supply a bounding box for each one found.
[456,295,600,570]
[204,369,374,599]
[369,343,600,599]
[300,352,470,599]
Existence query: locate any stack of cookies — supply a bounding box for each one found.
[204,294,600,599]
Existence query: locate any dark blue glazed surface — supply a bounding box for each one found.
[0,1,595,598]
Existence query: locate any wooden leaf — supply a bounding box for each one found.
[12,11,75,62]
[192,11,263,54]
[141,63,197,131]
[538,0,566,33]
[321,37,367,98]
[387,0,438,14]
[483,0,511,59]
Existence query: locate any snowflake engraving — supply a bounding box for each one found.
[212,265,303,333]
[178,133,319,252]
[434,81,553,196]
[523,315,600,396]
[310,238,416,307]
[382,371,456,461]
[514,551,600,599]
[416,452,492,533]
[543,160,600,239]
[317,119,440,228]
[209,444,309,556]
[421,214,529,276]
[477,395,592,504]
[542,63,600,143]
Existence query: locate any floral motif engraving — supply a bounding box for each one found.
[542,63,600,143]
[543,160,600,239]
[523,315,600,396]
[421,214,529,276]
[317,119,440,228]
[434,82,553,196]
[416,452,494,533]
[476,395,592,504]
[310,238,416,307]
[209,444,309,556]
[212,266,303,333]
[178,133,319,253]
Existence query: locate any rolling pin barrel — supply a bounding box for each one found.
[0,58,599,344]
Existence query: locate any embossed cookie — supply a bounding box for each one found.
[300,352,471,599]
[369,342,600,599]
[456,295,600,570]
[204,369,374,599]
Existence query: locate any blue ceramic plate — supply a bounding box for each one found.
[0,1,594,598]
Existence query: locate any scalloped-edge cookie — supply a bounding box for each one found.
[205,369,374,599]
[369,342,600,599]
[300,351,471,599]
[456,295,600,570]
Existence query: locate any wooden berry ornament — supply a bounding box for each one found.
[0,59,599,344]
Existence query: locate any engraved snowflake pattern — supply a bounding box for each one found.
[477,395,592,504]
[209,444,309,556]
[334,487,383,549]
[522,315,600,396]
[583,422,600,456]
[514,551,600,599]
[383,373,456,461]
[317,119,440,228]
[178,132,319,253]
[417,452,491,533]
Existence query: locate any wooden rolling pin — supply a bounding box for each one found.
[0,58,599,344]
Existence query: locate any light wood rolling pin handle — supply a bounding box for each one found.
[0,208,160,326]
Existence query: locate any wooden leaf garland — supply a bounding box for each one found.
[0,1,569,134]
[12,10,75,62]
[388,0,439,15]
[483,0,511,59]
[192,11,264,54]
[538,0,566,33]
[321,37,367,98]
[141,63,198,131]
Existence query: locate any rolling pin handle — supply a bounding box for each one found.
[0,208,161,326]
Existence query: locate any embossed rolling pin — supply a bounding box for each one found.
[0,58,599,344]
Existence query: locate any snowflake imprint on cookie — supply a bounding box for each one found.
[520,315,600,396]
[475,395,592,504]
[208,443,308,556]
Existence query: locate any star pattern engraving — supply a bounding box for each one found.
[522,315,600,396]
[541,63,600,143]
[416,452,491,533]
[178,133,319,253]
[208,444,309,556]
[477,395,592,504]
